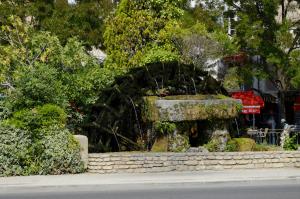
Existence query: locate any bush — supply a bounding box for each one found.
[0,126,32,176]
[36,126,84,175]
[11,64,68,109]
[283,135,298,151]
[233,138,256,151]
[225,139,238,152]
[204,139,221,152]
[154,121,176,136]
[5,104,67,131]
[0,124,84,177]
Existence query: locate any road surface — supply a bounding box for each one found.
[1,180,300,199]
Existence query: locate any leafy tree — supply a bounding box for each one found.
[189,0,226,31]
[104,0,236,73]
[224,0,300,90]
[103,0,188,72]
[0,0,115,47]
[0,16,114,130]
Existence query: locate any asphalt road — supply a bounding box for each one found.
[1,180,300,199]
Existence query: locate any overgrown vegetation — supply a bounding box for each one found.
[0,125,83,176]
[1,0,298,176]
[154,122,177,136]
[283,134,298,151]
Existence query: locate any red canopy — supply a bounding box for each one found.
[231,91,265,114]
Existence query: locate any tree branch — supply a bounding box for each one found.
[27,44,47,66]
[288,32,300,54]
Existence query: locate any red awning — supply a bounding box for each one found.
[231,91,265,114]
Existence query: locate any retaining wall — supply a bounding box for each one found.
[88,151,300,174]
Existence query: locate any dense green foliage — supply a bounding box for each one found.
[0,125,83,176]
[154,121,177,136]
[103,0,185,72]
[104,0,235,73]
[4,104,67,131]
[2,0,296,159]
[0,16,115,132]
[0,16,107,175]
[206,137,258,152]
[283,134,298,151]
[224,0,300,90]
[0,0,116,47]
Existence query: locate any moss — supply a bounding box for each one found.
[142,96,160,122]
[225,139,238,152]
[253,144,282,151]
[233,138,256,151]
[142,95,242,122]
[168,134,190,152]
[163,95,229,100]
[151,136,168,152]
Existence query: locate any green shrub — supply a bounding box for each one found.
[5,104,67,130]
[11,64,68,109]
[0,100,11,121]
[204,139,221,152]
[0,125,32,176]
[36,126,84,175]
[154,121,176,136]
[225,139,238,152]
[233,138,256,151]
[283,135,298,151]
[0,124,84,176]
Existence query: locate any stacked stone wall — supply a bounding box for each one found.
[88,151,300,174]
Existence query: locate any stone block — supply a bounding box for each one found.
[205,165,223,170]
[115,165,129,169]
[129,165,142,169]
[184,160,198,166]
[233,156,243,160]
[142,96,241,122]
[88,162,99,166]
[282,158,292,163]
[237,159,251,165]
[233,164,249,169]
[121,157,130,161]
[270,163,284,168]
[253,159,265,164]
[111,157,121,161]
[144,164,154,168]
[74,135,89,169]
[223,160,236,165]
[103,166,113,170]
[203,160,219,165]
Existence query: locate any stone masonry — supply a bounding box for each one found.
[88,151,300,174]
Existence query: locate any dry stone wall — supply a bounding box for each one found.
[88,151,300,174]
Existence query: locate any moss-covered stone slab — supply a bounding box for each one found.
[142,95,242,122]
